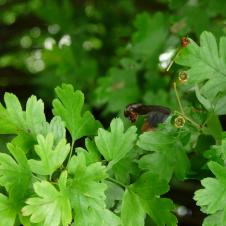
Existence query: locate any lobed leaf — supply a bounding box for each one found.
[176,31,226,114]
[121,172,177,226]
[68,152,120,226]
[28,133,70,176]
[95,118,137,168]
[53,84,101,141]
[137,130,190,181]
[22,171,72,226]
[194,161,226,214]
[0,194,17,226]
[0,143,32,202]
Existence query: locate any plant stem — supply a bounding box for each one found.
[173,82,185,115]
[67,139,75,167]
[106,177,127,189]
[32,174,42,182]
[174,110,201,130]
[166,48,182,71]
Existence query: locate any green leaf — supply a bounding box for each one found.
[131,172,169,199]
[142,197,177,226]
[195,85,212,111]
[112,150,140,184]
[71,207,120,226]
[217,137,226,160]
[203,210,226,226]
[0,102,18,134]
[95,118,137,168]
[121,189,145,226]
[121,172,177,226]
[28,133,70,176]
[0,143,32,225]
[11,132,35,153]
[0,143,32,202]
[205,113,223,144]
[68,152,107,206]
[132,12,168,61]
[0,193,17,226]
[194,161,226,214]
[22,171,72,226]
[4,93,26,130]
[0,93,26,134]
[0,94,50,139]
[53,84,100,141]
[105,181,124,209]
[139,152,173,181]
[41,116,66,143]
[25,95,46,136]
[175,31,226,114]
[68,152,120,226]
[76,138,101,165]
[94,67,140,113]
[137,131,190,181]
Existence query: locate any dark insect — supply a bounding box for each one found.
[181,37,190,47]
[124,103,171,132]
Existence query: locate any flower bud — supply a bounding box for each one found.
[178,71,188,83]
[174,115,186,128]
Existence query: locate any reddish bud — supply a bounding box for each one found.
[181,37,190,47]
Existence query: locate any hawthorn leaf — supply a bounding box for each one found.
[10,116,65,154]
[41,116,66,143]
[203,137,226,164]
[195,85,212,111]
[68,152,107,207]
[0,93,53,140]
[28,133,70,176]
[0,93,26,134]
[0,193,17,226]
[22,171,72,226]
[72,207,121,226]
[202,210,226,226]
[142,197,177,226]
[105,181,124,209]
[11,132,36,153]
[68,153,120,226]
[0,102,18,134]
[112,150,140,184]
[76,138,101,165]
[4,93,26,130]
[47,116,66,141]
[25,95,46,136]
[0,143,32,202]
[217,137,226,161]
[175,31,226,114]
[121,172,177,226]
[137,131,190,181]
[95,118,137,168]
[132,172,177,226]
[194,161,226,214]
[53,84,101,141]
[94,67,140,113]
[139,152,173,180]
[131,172,169,199]
[19,214,44,226]
[132,12,168,61]
[121,189,145,226]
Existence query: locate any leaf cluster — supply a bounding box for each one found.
[0,84,184,226]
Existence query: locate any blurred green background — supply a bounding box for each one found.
[1,0,226,225]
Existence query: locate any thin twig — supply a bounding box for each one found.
[106,177,127,189]
[67,139,75,168]
[174,110,201,130]
[173,82,185,115]
[166,48,182,71]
